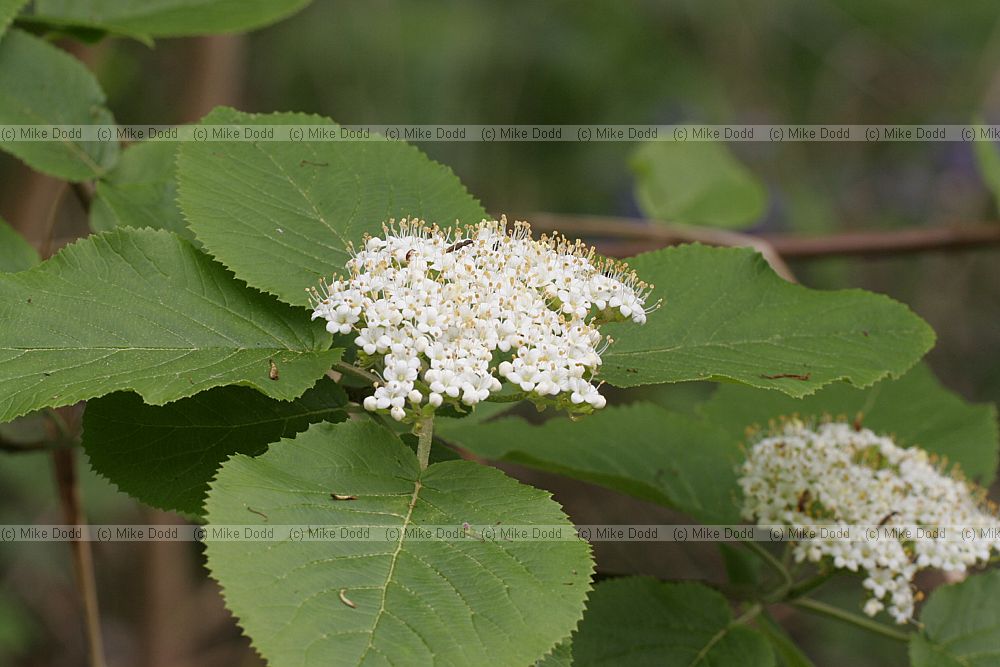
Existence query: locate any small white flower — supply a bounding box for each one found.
[863,598,884,617]
[310,217,657,422]
[740,420,1000,624]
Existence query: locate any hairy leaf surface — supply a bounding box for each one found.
[205,420,592,666]
[0,228,339,422]
[909,570,1000,667]
[602,244,934,396]
[177,107,486,306]
[91,141,189,239]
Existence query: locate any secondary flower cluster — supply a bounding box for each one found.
[310,217,656,421]
[740,420,1000,624]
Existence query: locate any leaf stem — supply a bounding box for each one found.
[46,408,75,441]
[741,540,792,593]
[415,413,435,470]
[71,181,94,213]
[790,598,909,643]
[734,602,763,625]
[780,542,793,570]
[786,569,837,599]
[333,361,380,385]
[51,446,107,667]
[693,602,763,665]
[0,439,75,454]
[530,212,1000,260]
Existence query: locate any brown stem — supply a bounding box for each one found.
[528,212,797,281]
[142,510,200,667]
[182,35,247,121]
[530,212,1000,260]
[38,183,70,260]
[71,181,95,213]
[760,224,1000,258]
[51,446,106,667]
[0,438,72,454]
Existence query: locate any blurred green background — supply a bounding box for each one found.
[3,1,1000,665]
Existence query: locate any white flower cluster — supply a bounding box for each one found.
[740,420,1000,623]
[310,217,656,421]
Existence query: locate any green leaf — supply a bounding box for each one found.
[439,403,743,523]
[719,543,761,589]
[13,13,151,45]
[700,363,999,485]
[756,612,816,667]
[0,227,340,423]
[0,0,27,37]
[82,378,348,516]
[177,107,486,307]
[0,216,38,272]
[537,640,574,667]
[631,139,766,229]
[909,570,1000,667]
[570,577,774,666]
[31,0,311,38]
[205,420,593,666]
[602,244,935,397]
[0,29,118,180]
[91,141,189,239]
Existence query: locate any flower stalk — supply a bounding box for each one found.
[790,598,910,643]
[415,413,435,470]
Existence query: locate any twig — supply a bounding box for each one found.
[51,446,107,667]
[71,182,95,213]
[529,212,797,281]
[0,440,45,453]
[142,510,200,667]
[761,223,1000,258]
[0,438,74,454]
[183,35,246,120]
[790,597,909,642]
[530,212,1000,261]
[39,183,70,260]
